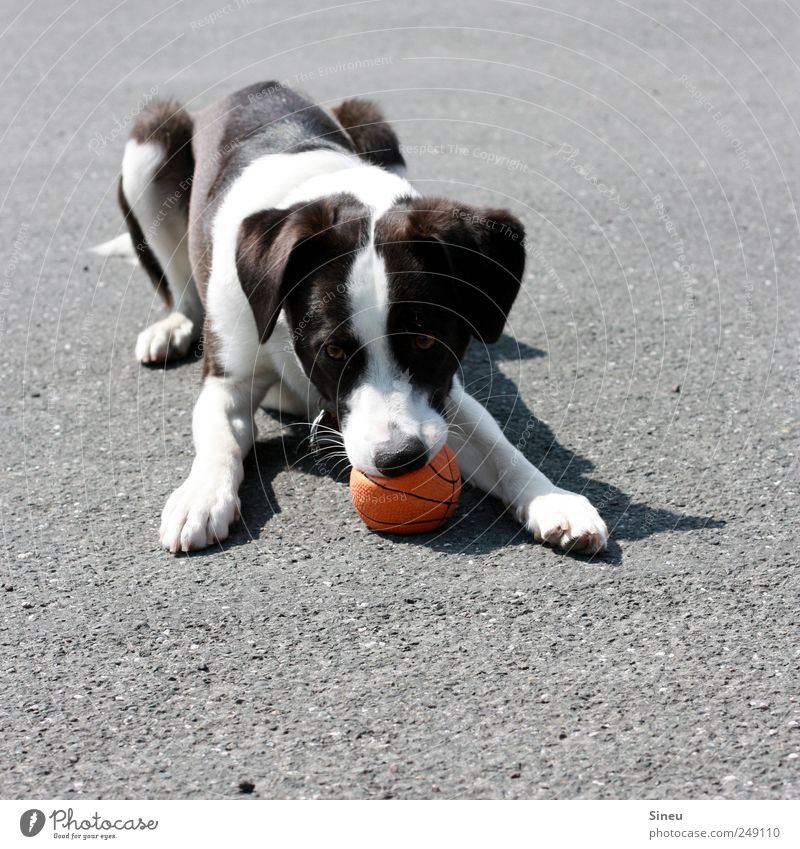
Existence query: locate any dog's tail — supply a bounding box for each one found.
[111,98,195,309]
[332,98,406,174]
[91,232,137,262]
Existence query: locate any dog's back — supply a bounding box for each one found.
[189,82,354,288]
[189,82,406,291]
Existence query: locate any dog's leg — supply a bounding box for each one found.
[446,380,608,553]
[119,100,202,363]
[261,381,308,417]
[159,374,270,552]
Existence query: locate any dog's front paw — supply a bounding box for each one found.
[523,489,608,553]
[136,312,195,363]
[159,473,241,553]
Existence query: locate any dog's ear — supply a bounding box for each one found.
[397,198,526,343]
[236,196,367,342]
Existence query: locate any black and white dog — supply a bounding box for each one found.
[114,82,608,554]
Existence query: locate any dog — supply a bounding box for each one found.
[112,81,608,554]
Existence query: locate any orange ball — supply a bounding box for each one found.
[350,445,461,534]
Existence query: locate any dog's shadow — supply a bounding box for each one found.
[217,333,724,564]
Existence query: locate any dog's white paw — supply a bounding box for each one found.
[136,312,195,363]
[523,489,608,553]
[159,473,241,553]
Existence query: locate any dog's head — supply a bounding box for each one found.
[235,194,525,475]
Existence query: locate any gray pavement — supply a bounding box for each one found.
[0,0,798,799]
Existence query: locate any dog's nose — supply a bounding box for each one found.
[373,436,428,477]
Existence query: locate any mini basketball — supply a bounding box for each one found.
[349,445,461,534]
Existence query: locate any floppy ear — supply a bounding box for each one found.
[235,197,366,342]
[235,207,301,342]
[403,198,526,343]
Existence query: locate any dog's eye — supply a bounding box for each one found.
[325,343,348,362]
[413,334,436,351]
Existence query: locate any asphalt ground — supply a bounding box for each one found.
[0,0,798,799]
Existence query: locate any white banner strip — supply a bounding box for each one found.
[1,799,797,848]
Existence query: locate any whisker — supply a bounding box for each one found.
[447,422,467,437]
[291,443,345,465]
[293,450,344,469]
[326,456,353,478]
